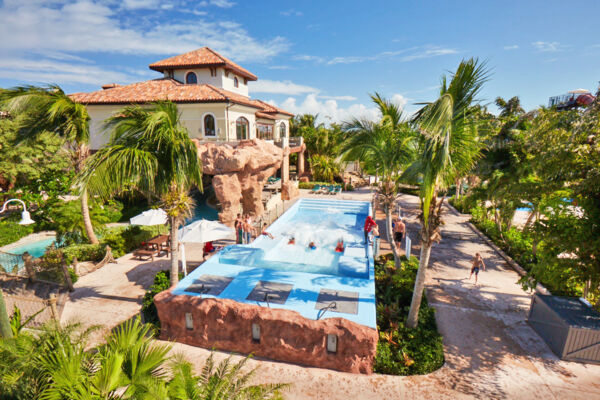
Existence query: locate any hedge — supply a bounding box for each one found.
[0,221,34,247]
[298,181,354,191]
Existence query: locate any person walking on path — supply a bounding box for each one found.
[393,217,406,248]
[469,252,486,284]
[364,215,378,243]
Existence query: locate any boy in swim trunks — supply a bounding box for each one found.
[469,252,486,284]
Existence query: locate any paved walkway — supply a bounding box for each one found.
[59,190,600,399]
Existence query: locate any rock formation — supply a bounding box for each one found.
[155,290,378,374]
[193,139,284,225]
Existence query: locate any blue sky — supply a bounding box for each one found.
[1,0,599,122]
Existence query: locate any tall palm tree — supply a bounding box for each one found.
[405,59,489,328]
[79,101,202,287]
[0,85,99,244]
[343,93,416,268]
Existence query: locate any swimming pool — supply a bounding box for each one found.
[0,236,55,273]
[157,198,378,373]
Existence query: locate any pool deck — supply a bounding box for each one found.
[58,188,600,399]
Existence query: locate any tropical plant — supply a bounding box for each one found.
[78,101,202,287]
[0,85,100,244]
[343,93,417,268]
[405,58,489,328]
[0,313,287,399]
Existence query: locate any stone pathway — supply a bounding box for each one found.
[59,189,600,399]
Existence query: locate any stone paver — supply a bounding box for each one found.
[60,189,600,399]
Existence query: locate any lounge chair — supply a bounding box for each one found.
[311,184,321,194]
[320,185,330,194]
[334,185,342,194]
[328,185,336,195]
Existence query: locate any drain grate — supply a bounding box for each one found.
[315,289,359,315]
[246,281,293,305]
[185,275,234,296]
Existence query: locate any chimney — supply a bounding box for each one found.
[101,83,120,90]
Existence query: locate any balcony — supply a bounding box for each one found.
[274,136,303,149]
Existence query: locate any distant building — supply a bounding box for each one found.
[548,88,596,110]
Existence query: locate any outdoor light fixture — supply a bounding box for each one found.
[185,313,193,330]
[326,334,337,354]
[0,199,35,225]
[251,323,260,342]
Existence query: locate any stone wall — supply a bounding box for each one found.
[154,290,378,374]
[194,139,287,225]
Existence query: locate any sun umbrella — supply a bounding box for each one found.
[130,208,167,226]
[178,219,235,275]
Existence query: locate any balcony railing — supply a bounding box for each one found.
[274,136,303,149]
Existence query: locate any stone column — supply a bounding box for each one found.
[281,152,290,184]
[297,149,305,176]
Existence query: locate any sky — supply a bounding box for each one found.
[1,0,599,123]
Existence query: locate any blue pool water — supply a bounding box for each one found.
[173,198,376,329]
[0,236,55,273]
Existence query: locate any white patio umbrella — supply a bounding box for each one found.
[178,219,235,275]
[130,208,167,226]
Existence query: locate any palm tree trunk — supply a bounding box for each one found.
[80,188,99,244]
[0,289,13,339]
[406,240,432,328]
[170,218,180,287]
[385,205,402,269]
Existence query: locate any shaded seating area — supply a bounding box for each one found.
[133,235,170,261]
[309,184,342,195]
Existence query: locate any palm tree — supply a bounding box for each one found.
[343,93,417,268]
[1,311,287,399]
[0,85,99,244]
[79,101,202,287]
[405,59,489,328]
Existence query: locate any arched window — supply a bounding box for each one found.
[233,77,239,88]
[236,117,249,140]
[280,122,286,138]
[185,72,197,84]
[204,114,216,136]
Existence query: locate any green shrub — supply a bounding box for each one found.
[374,255,445,375]
[0,221,34,247]
[60,244,106,264]
[142,270,182,328]
[298,181,352,190]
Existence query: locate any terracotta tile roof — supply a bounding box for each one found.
[149,47,258,81]
[70,79,256,108]
[255,111,276,120]
[251,99,295,117]
[70,78,294,117]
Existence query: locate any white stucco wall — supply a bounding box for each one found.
[167,67,249,96]
[86,102,261,149]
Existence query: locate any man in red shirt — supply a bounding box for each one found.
[364,215,378,243]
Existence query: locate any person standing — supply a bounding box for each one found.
[469,252,486,284]
[364,215,378,243]
[372,226,380,257]
[235,214,243,244]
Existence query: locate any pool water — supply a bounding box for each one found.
[8,237,56,258]
[174,198,376,328]
[0,236,55,273]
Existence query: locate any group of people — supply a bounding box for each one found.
[234,214,257,244]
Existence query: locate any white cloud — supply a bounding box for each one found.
[0,0,287,86]
[532,41,566,52]
[319,95,357,101]
[267,65,293,70]
[0,57,133,86]
[273,93,410,124]
[0,0,288,61]
[295,46,457,66]
[503,45,519,50]
[198,0,236,8]
[122,0,161,10]
[250,79,318,95]
[278,94,379,124]
[281,9,302,17]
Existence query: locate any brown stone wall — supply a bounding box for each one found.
[154,290,378,374]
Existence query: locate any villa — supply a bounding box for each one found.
[70,47,296,150]
[71,48,307,224]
